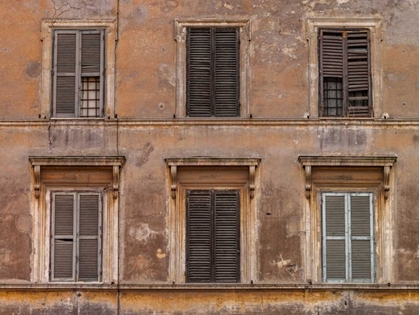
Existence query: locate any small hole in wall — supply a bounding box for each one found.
[266,212,271,215]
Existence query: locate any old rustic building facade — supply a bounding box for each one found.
[0,0,418,314]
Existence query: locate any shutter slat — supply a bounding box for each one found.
[187,29,212,117]
[55,32,77,115]
[54,240,74,279]
[346,31,370,117]
[351,240,372,279]
[325,195,345,236]
[54,194,74,236]
[214,190,240,283]
[78,194,100,281]
[214,28,239,117]
[186,190,212,282]
[79,239,99,281]
[326,240,346,279]
[53,194,75,280]
[79,194,99,236]
[320,32,343,78]
[81,32,101,74]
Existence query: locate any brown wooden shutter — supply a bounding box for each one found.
[350,194,373,281]
[324,194,346,281]
[54,31,77,117]
[78,194,101,281]
[346,31,371,117]
[186,190,212,282]
[187,28,239,117]
[187,28,212,117]
[214,28,240,117]
[52,193,76,280]
[214,190,240,283]
[319,29,371,117]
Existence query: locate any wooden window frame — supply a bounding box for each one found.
[166,158,260,284]
[299,156,396,285]
[174,18,251,118]
[321,192,375,283]
[29,156,125,284]
[305,17,383,118]
[41,20,116,119]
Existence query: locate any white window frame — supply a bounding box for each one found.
[305,17,383,118]
[174,18,251,118]
[41,20,117,119]
[30,157,125,284]
[322,192,375,283]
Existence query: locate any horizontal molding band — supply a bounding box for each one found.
[0,283,417,291]
[0,119,417,128]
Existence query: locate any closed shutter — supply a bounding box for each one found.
[319,29,371,117]
[78,193,101,281]
[214,190,240,282]
[350,194,373,281]
[54,31,77,117]
[322,193,374,283]
[186,190,212,282]
[187,28,239,117]
[323,194,346,281]
[52,193,76,280]
[186,189,240,283]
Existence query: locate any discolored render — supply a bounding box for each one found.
[0,0,417,313]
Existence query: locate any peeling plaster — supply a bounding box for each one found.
[129,223,159,243]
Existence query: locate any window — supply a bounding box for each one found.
[41,20,116,119]
[186,190,240,283]
[187,28,239,117]
[319,29,371,117]
[322,192,374,283]
[166,158,259,284]
[299,156,396,284]
[174,19,251,118]
[30,156,125,284]
[53,30,104,118]
[51,192,102,282]
[305,17,382,118]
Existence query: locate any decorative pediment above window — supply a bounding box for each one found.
[298,156,397,199]
[165,157,261,199]
[29,156,126,199]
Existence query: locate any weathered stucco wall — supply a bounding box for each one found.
[0,0,417,313]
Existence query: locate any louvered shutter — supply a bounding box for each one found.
[78,193,101,281]
[214,190,240,283]
[350,194,373,281]
[186,190,212,282]
[214,28,240,117]
[187,29,212,117]
[54,31,77,117]
[347,31,371,117]
[187,28,239,117]
[52,193,76,280]
[319,30,371,117]
[323,194,346,281]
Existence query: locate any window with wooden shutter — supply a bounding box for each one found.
[319,29,371,117]
[322,192,374,283]
[51,192,102,282]
[53,30,104,118]
[187,28,240,117]
[186,189,240,283]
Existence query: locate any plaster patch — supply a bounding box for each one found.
[129,223,159,243]
[156,248,166,259]
[337,0,350,4]
[224,3,234,9]
[16,214,32,234]
[282,44,297,59]
[273,254,291,268]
